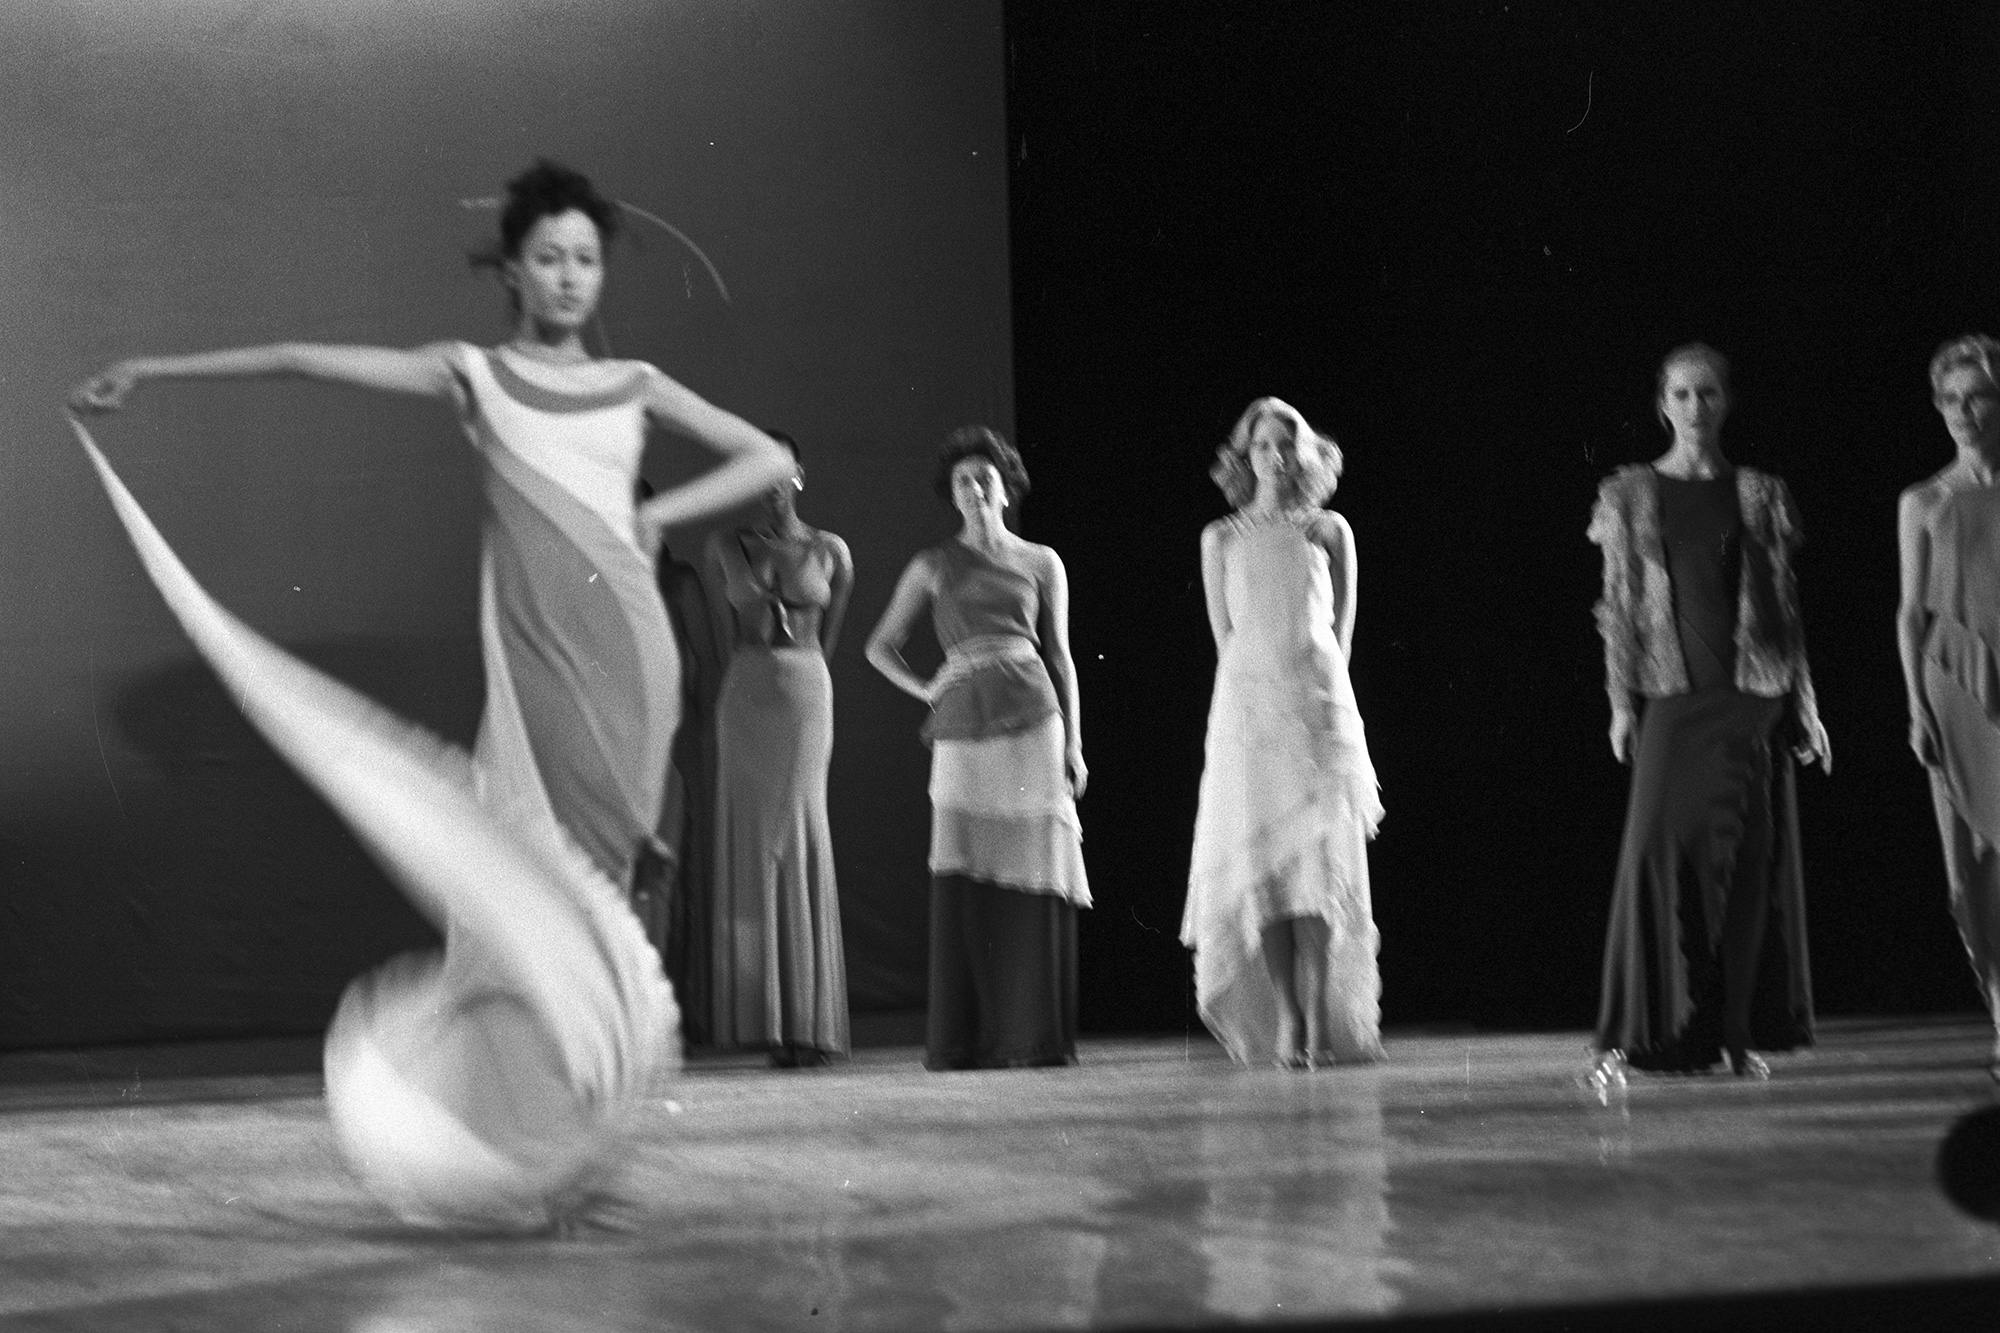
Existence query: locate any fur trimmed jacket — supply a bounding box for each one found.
[1587,463,1820,730]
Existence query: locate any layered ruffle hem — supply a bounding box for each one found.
[925,636,1087,905]
[1183,647,1384,1066]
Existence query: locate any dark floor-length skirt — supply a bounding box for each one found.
[1594,689,1814,1070]
[926,875,1078,1069]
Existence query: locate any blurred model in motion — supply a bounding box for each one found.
[70,159,794,1228]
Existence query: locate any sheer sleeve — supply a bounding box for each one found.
[1588,475,1641,706]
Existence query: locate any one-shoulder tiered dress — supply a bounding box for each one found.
[923,538,1090,1070]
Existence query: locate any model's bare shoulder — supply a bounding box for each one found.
[818,529,853,566]
[1313,508,1353,542]
[1901,467,1957,513]
[1023,540,1066,581]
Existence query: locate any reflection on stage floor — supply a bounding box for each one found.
[1,1018,1996,1329]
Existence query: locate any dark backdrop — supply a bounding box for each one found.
[1006,1,2000,1033]
[0,0,1010,1048]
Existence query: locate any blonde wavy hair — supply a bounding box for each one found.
[1210,396,1343,510]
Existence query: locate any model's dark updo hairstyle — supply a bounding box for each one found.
[933,425,1031,505]
[470,159,620,280]
[500,158,619,257]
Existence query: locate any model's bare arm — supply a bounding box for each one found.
[1897,483,1942,766]
[1322,512,1358,661]
[636,372,796,537]
[1036,546,1087,799]
[70,342,461,412]
[1199,522,1232,651]
[819,534,855,658]
[865,554,938,703]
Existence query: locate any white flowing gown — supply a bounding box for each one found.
[1183,509,1384,1065]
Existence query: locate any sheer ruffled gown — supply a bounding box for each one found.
[1183,510,1384,1066]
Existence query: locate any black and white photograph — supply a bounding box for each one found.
[4,2,2000,1328]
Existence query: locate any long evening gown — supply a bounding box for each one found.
[72,341,681,1231]
[1594,471,1812,1070]
[923,538,1089,1070]
[1183,509,1383,1066]
[1915,479,2000,1040]
[706,527,850,1058]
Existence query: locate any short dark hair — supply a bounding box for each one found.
[933,425,1030,505]
[498,159,619,258]
[765,429,803,464]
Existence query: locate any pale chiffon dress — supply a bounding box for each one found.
[1183,509,1384,1065]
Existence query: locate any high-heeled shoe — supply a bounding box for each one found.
[1727,1048,1770,1079]
[1587,1048,1628,1092]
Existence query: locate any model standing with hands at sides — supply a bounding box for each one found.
[1588,343,1826,1087]
[704,432,854,1067]
[1182,398,1384,1069]
[69,160,796,1229]
[1897,334,2000,1081]
[866,427,1089,1070]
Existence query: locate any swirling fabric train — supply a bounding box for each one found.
[71,417,678,1232]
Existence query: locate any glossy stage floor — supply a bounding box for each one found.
[1,1019,1997,1331]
